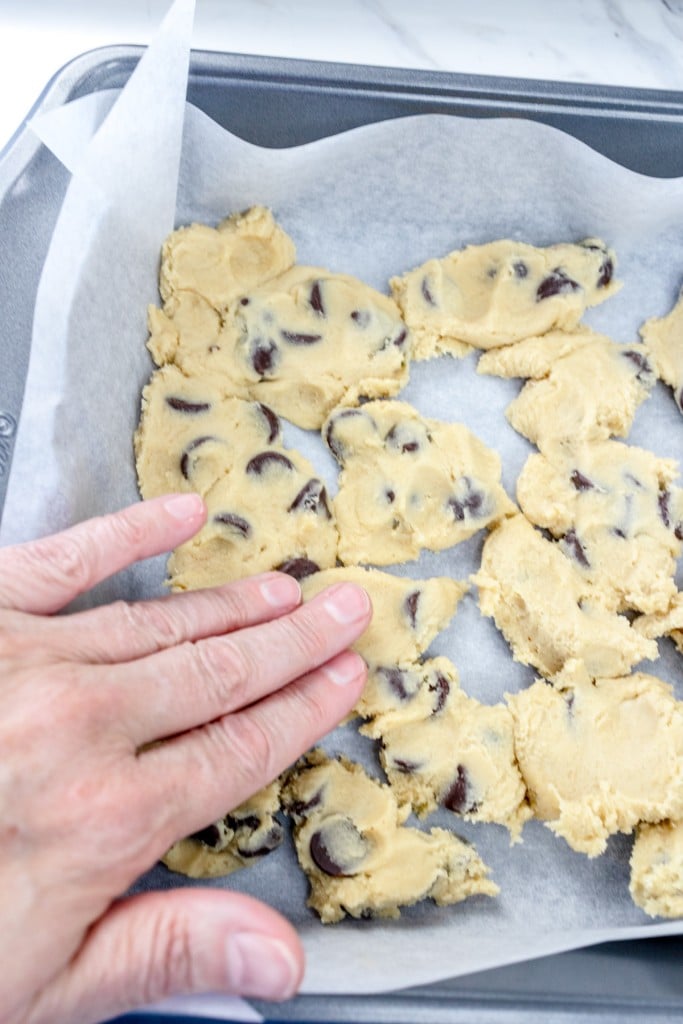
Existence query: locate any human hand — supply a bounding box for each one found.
[0,493,371,1024]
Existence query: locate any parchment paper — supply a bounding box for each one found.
[3,0,683,1001]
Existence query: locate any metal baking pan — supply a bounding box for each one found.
[2,47,683,1024]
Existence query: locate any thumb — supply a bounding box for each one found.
[27,889,304,1024]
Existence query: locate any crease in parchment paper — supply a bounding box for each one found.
[2,0,683,1000]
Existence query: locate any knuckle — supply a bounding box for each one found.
[193,637,253,710]
[21,533,94,594]
[119,599,184,652]
[214,713,280,792]
[105,508,152,554]
[276,608,330,666]
[141,907,196,1003]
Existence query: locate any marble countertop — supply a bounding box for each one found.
[1,0,683,153]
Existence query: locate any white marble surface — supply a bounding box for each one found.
[1,0,683,152]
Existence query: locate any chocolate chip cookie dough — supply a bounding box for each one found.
[150,206,410,430]
[478,329,655,451]
[325,399,516,566]
[640,285,683,415]
[473,515,658,684]
[390,238,618,360]
[516,441,683,615]
[360,656,531,839]
[508,674,683,857]
[282,751,498,923]
[630,820,683,918]
[162,780,283,879]
[136,364,338,588]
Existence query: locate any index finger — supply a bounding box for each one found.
[0,494,206,615]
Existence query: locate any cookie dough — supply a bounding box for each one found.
[299,567,467,715]
[640,286,683,415]
[361,656,530,839]
[478,329,655,451]
[325,399,516,566]
[630,820,683,918]
[390,238,619,360]
[282,751,498,923]
[516,441,683,614]
[634,592,683,656]
[508,674,683,857]
[135,366,338,589]
[162,780,283,879]
[472,515,658,684]
[150,207,411,430]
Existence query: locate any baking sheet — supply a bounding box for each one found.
[2,0,683,1002]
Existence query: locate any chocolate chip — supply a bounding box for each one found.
[612,527,627,539]
[213,513,251,538]
[237,823,284,859]
[325,408,370,462]
[288,479,331,518]
[597,256,614,288]
[309,816,368,877]
[180,435,214,480]
[428,672,450,714]
[165,396,211,414]
[385,488,396,504]
[190,823,222,848]
[562,528,590,568]
[513,260,528,279]
[448,477,488,521]
[377,666,418,702]
[658,490,673,529]
[391,327,408,349]
[564,691,575,718]
[421,277,436,306]
[226,814,261,831]
[443,765,478,814]
[275,557,320,581]
[385,421,428,454]
[251,338,279,377]
[281,330,323,345]
[621,348,654,384]
[536,268,581,301]
[287,789,323,820]
[391,757,421,775]
[246,451,295,475]
[570,469,595,492]
[351,309,371,328]
[404,590,420,629]
[257,403,281,443]
[240,297,250,306]
[310,281,325,315]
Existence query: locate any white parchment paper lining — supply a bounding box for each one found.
[3,0,683,1001]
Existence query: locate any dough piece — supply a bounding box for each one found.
[159,205,296,312]
[630,820,683,918]
[299,567,467,709]
[640,287,683,414]
[135,364,283,499]
[282,751,498,923]
[135,364,337,588]
[634,593,683,656]
[162,781,283,879]
[390,238,618,359]
[325,400,516,565]
[472,515,658,684]
[151,207,410,430]
[508,674,683,857]
[478,329,655,451]
[361,656,531,839]
[516,441,683,614]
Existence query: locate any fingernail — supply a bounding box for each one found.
[226,933,300,1001]
[162,493,204,521]
[323,583,371,625]
[259,573,301,609]
[323,650,367,687]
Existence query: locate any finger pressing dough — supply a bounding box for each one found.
[478,329,655,451]
[325,399,516,566]
[630,820,683,918]
[299,567,467,715]
[634,592,683,656]
[282,751,498,923]
[516,441,683,614]
[508,674,683,857]
[390,238,618,359]
[640,286,683,415]
[150,206,411,430]
[472,515,658,684]
[361,656,530,839]
[135,367,338,589]
[162,780,283,879]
